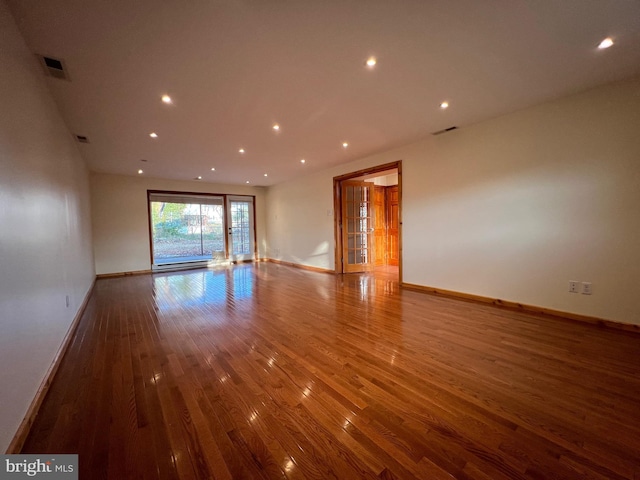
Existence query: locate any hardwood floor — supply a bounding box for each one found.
[373,264,399,282]
[22,263,640,479]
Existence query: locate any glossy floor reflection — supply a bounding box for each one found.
[22,263,640,479]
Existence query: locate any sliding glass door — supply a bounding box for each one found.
[149,192,255,269]
[150,193,225,267]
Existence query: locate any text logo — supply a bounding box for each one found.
[1,455,77,479]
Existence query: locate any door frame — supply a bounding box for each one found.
[226,195,256,263]
[333,160,402,280]
[147,190,257,268]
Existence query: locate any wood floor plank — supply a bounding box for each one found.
[21,263,640,479]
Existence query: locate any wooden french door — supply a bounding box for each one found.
[341,181,374,273]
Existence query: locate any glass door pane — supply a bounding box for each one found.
[149,194,225,268]
[151,201,203,262]
[201,203,225,261]
[227,196,255,262]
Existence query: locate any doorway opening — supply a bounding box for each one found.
[333,161,401,282]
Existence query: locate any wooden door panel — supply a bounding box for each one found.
[373,186,386,266]
[386,186,399,266]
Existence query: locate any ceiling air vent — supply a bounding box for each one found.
[75,135,89,144]
[432,126,458,136]
[38,55,70,81]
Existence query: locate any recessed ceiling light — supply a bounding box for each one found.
[342,142,349,148]
[149,132,158,138]
[264,173,268,177]
[598,37,614,49]
[366,57,377,67]
[211,167,216,171]
[273,124,280,131]
[440,101,449,109]
[161,95,172,104]
[300,159,306,164]
[197,176,202,180]
[137,169,143,174]
[239,148,245,153]
[246,180,250,184]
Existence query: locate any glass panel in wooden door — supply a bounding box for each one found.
[341,181,374,273]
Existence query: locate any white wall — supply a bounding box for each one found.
[373,173,398,186]
[266,170,337,267]
[91,173,267,275]
[266,76,640,325]
[0,0,95,451]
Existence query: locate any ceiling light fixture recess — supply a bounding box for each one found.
[366,56,377,67]
[342,142,349,148]
[300,159,306,164]
[149,132,158,138]
[598,37,614,49]
[137,169,144,174]
[264,173,268,177]
[440,101,449,109]
[246,180,250,184]
[161,95,172,104]
[197,176,202,180]
[273,124,280,131]
[211,167,216,171]
[239,148,245,153]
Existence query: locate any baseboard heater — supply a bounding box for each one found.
[152,259,231,272]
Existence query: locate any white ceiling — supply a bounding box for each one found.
[8,0,640,186]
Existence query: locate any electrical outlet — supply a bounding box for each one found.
[569,281,579,293]
[582,282,592,295]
